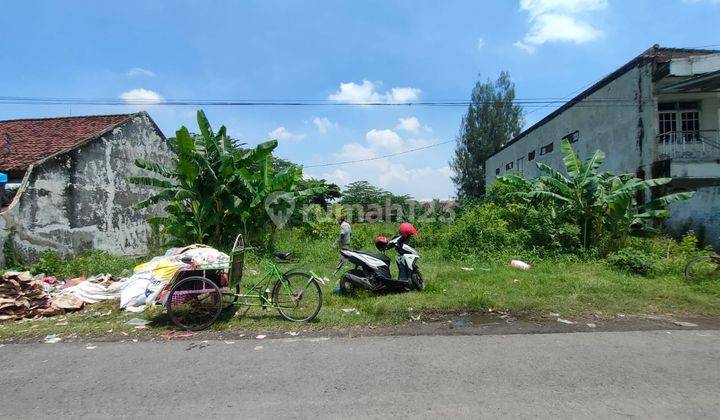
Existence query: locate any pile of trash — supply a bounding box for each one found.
[0,272,53,320]
[119,245,229,312]
[0,245,231,322]
[0,271,82,320]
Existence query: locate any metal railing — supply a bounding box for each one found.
[656,130,720,160]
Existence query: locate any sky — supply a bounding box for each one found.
[1,0,719,200]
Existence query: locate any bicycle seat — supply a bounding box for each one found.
[273,251,292,261]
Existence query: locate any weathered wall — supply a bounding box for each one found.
[486,62,657,185]
[0,112,173,265]
[665,185,720,250]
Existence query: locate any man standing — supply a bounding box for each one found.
[336,214,352,250]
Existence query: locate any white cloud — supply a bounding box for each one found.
[387,87,421,103]
[307,127,453,200]
[119,88,165,104]
[127,67,156,77]
[513,41,537,53]
[312,117,337,134]
[396,117,421,133]
[477,38,485,49]
[268,126,306,141]
[328,79,421,104]
[515,0,606,53]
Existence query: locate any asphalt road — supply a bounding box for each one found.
[2,330,719,419]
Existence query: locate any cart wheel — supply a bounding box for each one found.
[222,285,241,308]
[272,272,322,322]
[167,276,223,331]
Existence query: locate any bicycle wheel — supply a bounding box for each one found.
[685,256,720,281]
[167,276,223,330]
[272,272,322,322]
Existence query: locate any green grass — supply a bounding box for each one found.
[2,224,719,339]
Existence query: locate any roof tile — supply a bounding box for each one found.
[0,114,132,174]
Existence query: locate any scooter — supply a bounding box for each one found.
[335,235,424,294]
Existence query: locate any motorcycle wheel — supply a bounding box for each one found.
[411,270,425,291]
[339,269,364,294]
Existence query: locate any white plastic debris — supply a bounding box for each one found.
[284,331,299,336]
[256,334,266,339]
[673,321,698,327]
[586,323,597,328]
[44,334,61,344]
[86,345,97,350]
[254,345,263,350]
[557,318,575,325]
[126,318,151,326]
[510,260,531,270]
[460,267,475,271]
[341,308,360,314]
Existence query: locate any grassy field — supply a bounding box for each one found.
[2,224,719,339]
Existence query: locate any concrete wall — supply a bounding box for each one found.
[486,62,657,185]
[0,112,173,265]
[485,60,720,250]
[665,186,720,248]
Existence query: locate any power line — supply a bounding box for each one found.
[0,95,652,107]
[304,139,455,168]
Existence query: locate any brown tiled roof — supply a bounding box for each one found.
[0,114,132,174]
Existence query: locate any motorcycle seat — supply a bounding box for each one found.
[353,250,390,265]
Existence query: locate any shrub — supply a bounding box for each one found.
[31,251,140,278]
[444,203,519,257]
[607,248,657,276]
[33,251,64,276]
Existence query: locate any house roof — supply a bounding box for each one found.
[0,113,133,174]
[487,45,720,160]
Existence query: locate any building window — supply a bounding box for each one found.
[495,168,500,175]
[516,157,525,173]
[528,150,535,161]
[540,142,554,155]
[658,102,700,143]
[505,162,513,170]
[562,130,580,144]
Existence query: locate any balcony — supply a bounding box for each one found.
[656,130,720,161]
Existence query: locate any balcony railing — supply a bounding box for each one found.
[656,130,720,160]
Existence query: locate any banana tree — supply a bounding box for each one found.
[500,139,694,250]
[129,110,324,246]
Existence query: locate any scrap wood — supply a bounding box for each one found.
[0,271,81,320]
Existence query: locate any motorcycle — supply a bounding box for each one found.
[335,234,424,294]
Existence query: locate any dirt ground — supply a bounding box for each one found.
[3,311,719,344]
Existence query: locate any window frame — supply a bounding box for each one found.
[539,142,554,156]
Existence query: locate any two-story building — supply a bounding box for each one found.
[486,45,720,249]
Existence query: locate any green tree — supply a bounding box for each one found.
[451,71,523,198]
[339,181,413,222]
[497,139,695,251]
[129,110,323,246]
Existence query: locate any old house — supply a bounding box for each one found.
[0,112,173,265]
[486,46,720,248]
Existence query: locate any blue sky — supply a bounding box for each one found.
[1,0,719,199]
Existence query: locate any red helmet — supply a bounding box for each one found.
[399,222,418,238]
[375,235,389,251]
